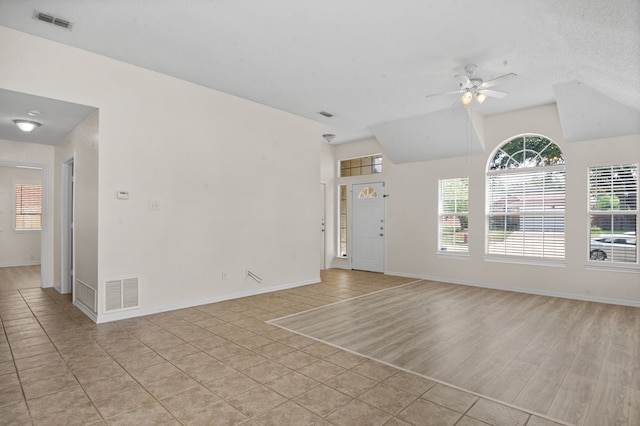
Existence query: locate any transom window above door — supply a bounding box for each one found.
[340,155,382,177]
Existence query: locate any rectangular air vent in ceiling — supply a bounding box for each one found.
[33,10,73,30]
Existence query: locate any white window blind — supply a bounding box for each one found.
[486,135,565,261]
[588,163,638,263]
[439,177,469,253]
[15,184,42,230]
[339,184,348,257]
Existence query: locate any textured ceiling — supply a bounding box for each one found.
[0,0,638,159]
[0,89,96,146]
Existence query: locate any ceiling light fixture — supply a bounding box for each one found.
[13,119,42,133]
[322,134,336,143]
[475,92,487,104]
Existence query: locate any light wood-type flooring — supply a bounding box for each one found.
[0,265,40,291]
[0,268,573,425]
[272,277,640,426]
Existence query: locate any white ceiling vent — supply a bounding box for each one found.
[105,278,139,312]
[33,10,73,30]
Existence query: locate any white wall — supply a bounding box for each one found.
[0,140,54,285]
[1,26,321,322]
[0,166,42,267]
[53,111,99,297]
[331,105,640,305]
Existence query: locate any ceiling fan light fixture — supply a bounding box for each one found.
[475,92,487,104]
[13,119,42,133]
[461,91,473,107]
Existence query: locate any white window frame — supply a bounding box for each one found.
[438,177,469,255]
[486,135,566,263]
[587,163,638,266]
[14,183,42,231]
[338,184,348,258]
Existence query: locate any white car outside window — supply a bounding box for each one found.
[590,233,637,263]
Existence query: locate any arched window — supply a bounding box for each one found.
[487,135,565,260]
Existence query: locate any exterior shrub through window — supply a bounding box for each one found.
[439,177,469,253]
[588,164,638,263]
[487,135,565,260]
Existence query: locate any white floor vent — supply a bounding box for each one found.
[105,278,139,312]
[75,280,96,313]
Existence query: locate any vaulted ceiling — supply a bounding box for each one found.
[0,0,638,162]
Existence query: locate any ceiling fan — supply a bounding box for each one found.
[427,64,517,108]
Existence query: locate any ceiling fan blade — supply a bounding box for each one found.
[480,72,517,89]
[454,74,471,88]
[425,89,464,98]
[477,88,509,99]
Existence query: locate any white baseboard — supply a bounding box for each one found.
[74,300,98,323]
[385,270,640,308]
[96,276,321,324]
[0,261,41,268]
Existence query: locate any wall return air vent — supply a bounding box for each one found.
[105,278,139,312]
[33,10,73,30]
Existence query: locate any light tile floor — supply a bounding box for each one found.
[0,269,566,425]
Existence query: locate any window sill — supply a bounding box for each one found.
[585,263,640,273]
[436,252,469,259]
[484,256,566,268]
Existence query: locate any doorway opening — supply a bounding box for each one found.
[0,161,46,290]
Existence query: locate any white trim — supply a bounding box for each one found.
[436,252,470,259]
[95,277,320,323]
[385,270,640,308]
[484,256,566,268]
[0,261,41,268]
[61,155,75,295]
[584,263,640,273]
[73,299,98,323]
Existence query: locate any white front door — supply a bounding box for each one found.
[351,182,385,272]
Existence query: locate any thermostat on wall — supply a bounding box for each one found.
[116,191,129,200]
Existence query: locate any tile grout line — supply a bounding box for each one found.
[15,288,110,424]
[0,298,34,422]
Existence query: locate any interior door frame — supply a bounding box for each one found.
[320,182,326,270]
[351,181,386,273]
[0,160,48,288]
[61,155,75,294]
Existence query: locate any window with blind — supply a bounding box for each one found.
[487,135,565,260]
[15,184,42,230]
[439,177,469,253]
[339,184,348,257]
[588,163,638,264]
